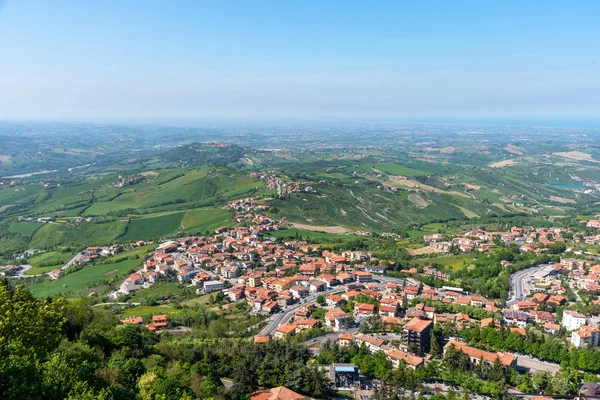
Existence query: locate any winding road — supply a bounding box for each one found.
[10,252,83,278]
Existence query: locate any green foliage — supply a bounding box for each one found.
[459,325,600,374]
[120,212,185,241]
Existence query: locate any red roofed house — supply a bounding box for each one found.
[275,323,297,340]
[354,303,376,318]
[251,386,309,400]
[444,340,516,369]
[254,335,270,344]
[386,349,425,369]
[121,316,143,325]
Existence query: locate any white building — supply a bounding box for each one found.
[571,326,600,347]
[562,310,587,331]
[203,280,224,293]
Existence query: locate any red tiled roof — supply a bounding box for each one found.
[251,387,309,400]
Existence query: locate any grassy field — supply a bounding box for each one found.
[270,182,504,231]
[268,227,359,241]
[120,305,180,317]
[25,250,77,275]
[30,221,128,248]
[9,221,43,236]
[181,208,231,234]
[127,283,188,303]
[27,258,142,298]
[413,254,475,270]
[180,293,214,307]
[82,168,263,216]
[357,162,432,176]
[120,212,186,241]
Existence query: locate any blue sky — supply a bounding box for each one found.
[0,0,598,122]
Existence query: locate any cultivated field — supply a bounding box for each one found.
[389,177,470,198]
[291,222,353,234]
[553,151,598,162]
[489,159,518,168]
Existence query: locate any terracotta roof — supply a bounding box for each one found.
[276,323,297,334]
[121,316,143,325]
[251,386,309,400]
[404,317,432,332]
[355,303,375,311]
[510,327,527,336]
[386,349,425,367]
[445,340,515,367]
[254,335,270,343]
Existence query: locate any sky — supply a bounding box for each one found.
[0,0,599,123]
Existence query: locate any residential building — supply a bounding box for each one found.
[562,310,587,331]
[275,323,297,340]
[444,340,516,369]
[402,317,433,355]
[250,386,309,400]
[325,309,350,331]
[571,326,600,347]
[385,349,425,369]
[203,280,224,293]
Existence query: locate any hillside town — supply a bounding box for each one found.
[5,210,600,399]
[26,211,582,397]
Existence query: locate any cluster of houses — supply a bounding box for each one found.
[249,171,315,196]
[586,219,600,229]
[0,264,23,276]
[102,211,600,365]
[424,225,600,254]
[494,256,600,348]
[121,314,168,332]
[262,254,600,371]
[225,196,271,212]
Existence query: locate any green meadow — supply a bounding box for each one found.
[27,258,142,298]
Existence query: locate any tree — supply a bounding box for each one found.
[518,373,533,393]
[532,370,549,393]
[549,373,572,395]
[430,331,441,357]
[302,364,331,398]
[0,279,66,354]
[315,295,326,305]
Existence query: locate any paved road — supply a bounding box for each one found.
[10,252,83,278]
[516,356,561,375]
[14,264,34,277]
[92,302,141,307]
[258,275,417,337]
[506,264,550,306]
[61,252,83,270]
[258,288,346,336]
